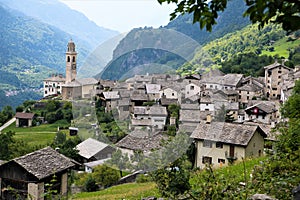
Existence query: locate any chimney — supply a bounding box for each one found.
[206,114,212,124]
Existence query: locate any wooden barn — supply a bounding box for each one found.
[15,112,35,127]
[0,147,78,200]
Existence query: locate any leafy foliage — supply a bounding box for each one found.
[158,0,300,32]
[151,156,192,199]
[220,52,274,77]
[92,165,120,188]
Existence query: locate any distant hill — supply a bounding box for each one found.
[164,0,250,45]
[0,0,119,50]
[0,3,90,109]
[96,0,251,80]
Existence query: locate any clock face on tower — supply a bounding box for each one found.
[72,64,76,70]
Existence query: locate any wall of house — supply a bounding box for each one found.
[160,88,178,99]
[195,140,245,169]
[238,90,256,103]
[265,66,290,99]
[82,85,94,98]
[62,86,82,100]
[245,113,272,124]
[200,103,214,111]
[43,81,64,97]
[94,146,116,160]
[185,83,200,98]
[151,116,166,130]
[147,93,160,101]
[245,131,264,157]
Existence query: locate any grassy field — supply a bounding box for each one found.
[262,38,300,58]
[2,122,68,146]
[72,182,159,200]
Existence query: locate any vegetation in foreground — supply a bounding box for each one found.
[72,182,159,200]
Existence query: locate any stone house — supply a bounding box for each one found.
[185,83,201,98]
[190,122,267,168]
[244,101,278,124]
[98,91,120,112]
[15,112,35,127]
[76,138,116,163]
[264,61,292,99]
[237,83,264,107]
[131,105,167,130]
[0,147,78,200]
[145,84,161,101]
[43,74,65,97]
[201,74,243,91]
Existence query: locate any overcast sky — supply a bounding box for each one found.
[59,0,177,32]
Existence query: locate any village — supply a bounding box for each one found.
[1,40,300,199]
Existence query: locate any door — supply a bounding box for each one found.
[229,145,235,157]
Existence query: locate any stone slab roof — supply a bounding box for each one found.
[77,78,98,86]
[149,106,168,116]
[180,109,201,122]
[15,112,35,119]
[264,61,292,71]
[245,101,277,114]
[191,122,267,146]
[11,147,76,180]
[146,84,161,94]
[76,138,112,160]
[116,132,167,151]
[44,75,65,82]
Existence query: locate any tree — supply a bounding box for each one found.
[151,155,192,199]
[92,165,120,188]
[0,131,15,160]
[249,80,300,199]
[2,105,14,121]
[158,0,300,33]
[106,149,130,177]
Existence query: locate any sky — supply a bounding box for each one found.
[59,0,177,33]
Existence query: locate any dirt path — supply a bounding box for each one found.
[0,117,16,133]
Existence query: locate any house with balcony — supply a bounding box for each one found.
[190,122,267,168]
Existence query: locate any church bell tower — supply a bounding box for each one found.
[65,39,77,83]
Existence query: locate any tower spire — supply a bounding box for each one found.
[65,40,77,83]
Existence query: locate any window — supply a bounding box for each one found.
[247,96,249,100]
[210,85,213,88]
[172,93,175,96]
[216,142,223,148]
[239,95,241,99]
[206,103,209,106]
[67,56,70,62]
[72,56,76,62]
[203,140,212,148]
[218,159,225,164]
[247,91,249,94]
[190,85,194,90]
[202,156,212,164]
[278,70,282,74]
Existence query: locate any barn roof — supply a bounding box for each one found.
[15,112,35,119]
[12,147,77,180]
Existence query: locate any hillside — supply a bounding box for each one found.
[177,23,300,74]
[0,4,91,109]
[165,0,250,44]
[96,0,251,80]
[0,0,119,50]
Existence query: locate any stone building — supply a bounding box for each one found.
[264,61,292,99]
[0,147,78,200]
